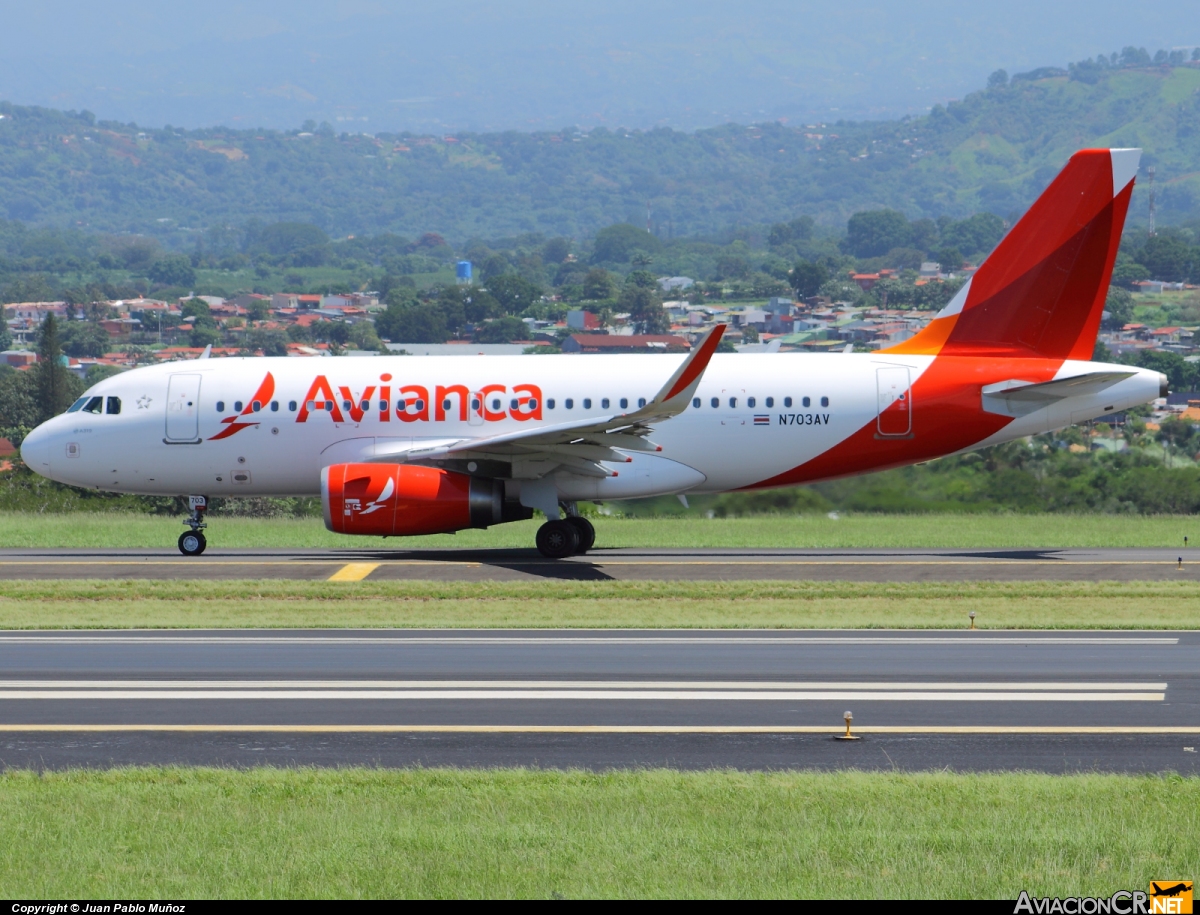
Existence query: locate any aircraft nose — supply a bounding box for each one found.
[1159,372,1170,398]
[19,423,53,478]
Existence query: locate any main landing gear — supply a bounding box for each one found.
[535,505,596,559]
[178,495,208,556]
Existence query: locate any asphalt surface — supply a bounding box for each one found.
[1,547,1198,581]
[0,629,1196,771]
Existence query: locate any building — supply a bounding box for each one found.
[566,310,602,331]
[562,334,690,353]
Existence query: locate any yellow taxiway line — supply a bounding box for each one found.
[0,725,1197,734]
[327,562,381,581]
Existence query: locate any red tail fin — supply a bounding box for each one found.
[884,148,1138,360]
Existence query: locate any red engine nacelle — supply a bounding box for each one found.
[322,463,518,536]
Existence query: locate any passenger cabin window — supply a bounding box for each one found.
[802,396,810,408]
[638,398,647,407]
[234,401,243,412]
[547,399,555,409]
[619,398,628,409]
[81,396,103,414]
[252,400,262,412]
[710,397,719,408]
[270,401,279,412]
[821,396,829,407]
[729,397,737,408]
[601,398,610,409]
[748,397,756,408]
[105,396,121,415]
[766,397,774,407]
[583,398,592,409]
[784,397,793,408]
[693,398,701,408]
[565,398,573,409]
[216,401,225,412]
[288,401,297,412]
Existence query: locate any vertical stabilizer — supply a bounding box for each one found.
[883,148,1139,360]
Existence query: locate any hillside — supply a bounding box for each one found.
[0,65,1199,241]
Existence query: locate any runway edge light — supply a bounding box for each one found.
[837,710,861,741]
[969,611,976,630]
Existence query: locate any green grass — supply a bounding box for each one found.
[3,580,1199,629]
[0,768,1195,898]
[1,512,1197,550]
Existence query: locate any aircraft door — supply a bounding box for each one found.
[876,366,912,437]
[469,391,484,427]
[165,374,202,442]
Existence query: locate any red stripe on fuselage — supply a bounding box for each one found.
[745,356,1061,489]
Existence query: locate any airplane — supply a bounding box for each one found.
[19,147,1168,558]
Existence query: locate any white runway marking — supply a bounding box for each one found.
[0,680,1165,702]
[0,680,1167,691]
[0,635,1178,645]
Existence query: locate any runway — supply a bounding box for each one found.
[0,629,1196,771]
[0,547,1197,581]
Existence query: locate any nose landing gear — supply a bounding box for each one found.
[178,495,208,556]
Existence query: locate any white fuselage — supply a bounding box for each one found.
[20,353,1163,500]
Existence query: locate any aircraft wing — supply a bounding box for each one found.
[981,371,1136,417]
[372,323,725,477]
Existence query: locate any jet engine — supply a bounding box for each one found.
[321,463,529,536]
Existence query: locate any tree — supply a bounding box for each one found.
[789,260,829,298]
[0,321,11,352]
[542,237,571,264]
[1111,259,1150,288]
[147,254,196,287]
[59,321,112,358]
[85,364,124,385]
[348,321,384,352]
[582,268,618,301]
[34,315,81,422]
[312,320,351,345]
[987,69,1009,88]
[189,326,221,349]
[485,274,542,315]
[591,223,662,264]
[475,316,527,343]
[934,247,964,272]
[245,328,289,356]
[619,277,668,334]
[383,305,448,343]
[0,368,40,441]
[939,213,1006,259]
[842,210,912,258]
[1136,235,1195,282]
[1104,286,1134,327]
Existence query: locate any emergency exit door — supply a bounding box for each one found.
[165,374,202,442]
[876,366,912,437]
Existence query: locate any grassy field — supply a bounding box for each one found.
[0,768,1194,898]
[2,579,1198,629]
[1,512,1197,550]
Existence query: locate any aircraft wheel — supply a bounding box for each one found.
[536,519,579,559]
[565,516,595,554]
[178,531,207,556]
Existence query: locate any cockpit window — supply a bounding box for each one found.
[105,396,121,415]
[67,397,89,413]
[81,397,104,414]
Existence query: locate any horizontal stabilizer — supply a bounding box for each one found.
[981,371,1135,417]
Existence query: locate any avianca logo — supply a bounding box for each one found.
[296,373,543,424]
[208,372,544,440]
[207,372,275,441]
